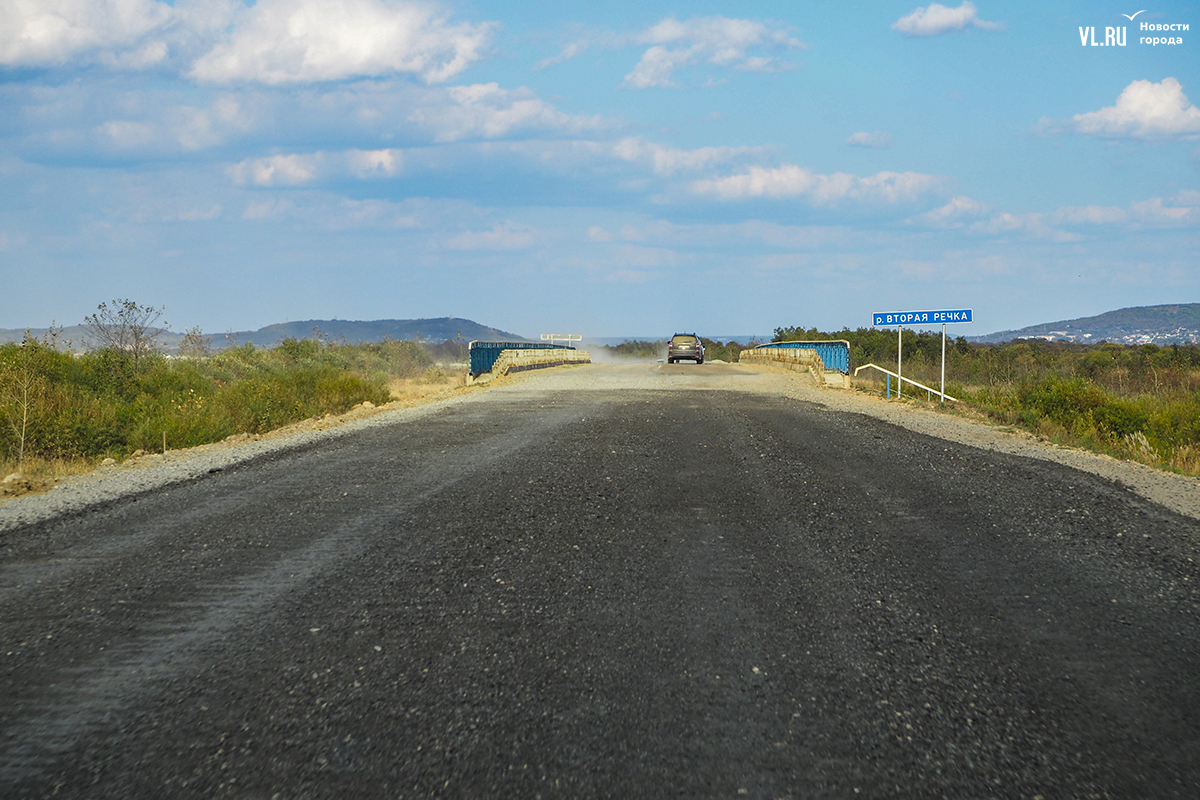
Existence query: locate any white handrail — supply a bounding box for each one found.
[853,363,958,403]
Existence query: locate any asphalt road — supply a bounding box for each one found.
[2,363,1199,799]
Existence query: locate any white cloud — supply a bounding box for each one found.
[892,2,1002,37]
[227,148,407,186]
[1048,196,1200,229]
[90,94,259,152]
[228,153,322,186]
[918,193,1200,239]
[410,83,603,142]
[624,46,689,89]
[845,131,893,148]
[1128,197,1200,226]
[325,198,422,230]
[189,0,493,85]
[952,195,1200,240]
[912,195,991,227]
[0,0,493,87]
[610,137,767,176]
[171,96,257,150]
[1070,78,1200,140]
[99,119,157,147]
[346,149,403,178]
[1052,205,1128,225]
[241,198,296,221]
[443,222,539,250]
[689,164,950,206]
[239,195,429,228]
[0,0,172,66]
[728,221,851,250]
[34,79,599,158]
[98,39,168,69]
[623,16,804,89]
[534,41,588,71]
[968,212,1079,242]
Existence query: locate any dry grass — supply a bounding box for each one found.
[1169,443,1200,475]
[388,367,469,403]
[852,375,1200,479]
[1,365,473,499]
[0,457,94,497]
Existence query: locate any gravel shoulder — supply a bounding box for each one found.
[4,361,1198,532]
[754,363,1200,522]
[0,387,490,533]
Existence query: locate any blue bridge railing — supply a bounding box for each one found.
[469,341,574,377]
[750,340,851,374]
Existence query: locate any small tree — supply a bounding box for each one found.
[179,326,212,359]
[84,299,167,368]
[0,332,47,469]
[453,330,465,364]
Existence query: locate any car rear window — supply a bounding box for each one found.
[672,336,697,345]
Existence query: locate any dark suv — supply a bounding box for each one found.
[667,333,704,364]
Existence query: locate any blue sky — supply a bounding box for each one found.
[2,0,1197,339]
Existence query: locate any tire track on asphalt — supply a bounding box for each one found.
[0,398,598,787]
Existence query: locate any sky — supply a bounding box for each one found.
[1,0,1198,340]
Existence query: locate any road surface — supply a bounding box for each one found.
[2,363,1198,798]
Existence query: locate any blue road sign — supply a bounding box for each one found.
[873,309,972,326]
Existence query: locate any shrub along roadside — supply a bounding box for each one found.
[0,336,406,471]
[960,377,1200,475]
[772,325,1200,476]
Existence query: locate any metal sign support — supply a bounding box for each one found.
[871,309,973,403]
[940,323,946,403]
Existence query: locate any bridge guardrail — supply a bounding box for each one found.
[747,340,850,374]
[469,341,586,377]
[738,340,851,387]
[490,348,591,377]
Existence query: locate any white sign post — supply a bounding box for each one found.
[541,333,582,347]
[872,310,973,403]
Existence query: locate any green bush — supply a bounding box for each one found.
[700,338,744,362]
[601,340,663,359]
[0,338,398,463]
[773,321,1200,471]
[1016,377,1107,427]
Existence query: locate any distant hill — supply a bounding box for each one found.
[0,317,527,351]
[221,318,525,348]
[972,303,1200,345]
[0,324,164,351]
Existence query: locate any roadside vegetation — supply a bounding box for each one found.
[699,338,748,363]
[600,337,748,362]
[774,325,1200,476]
[600,340,663,359]
[0,301,465,493]
[6,304,1197,492]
